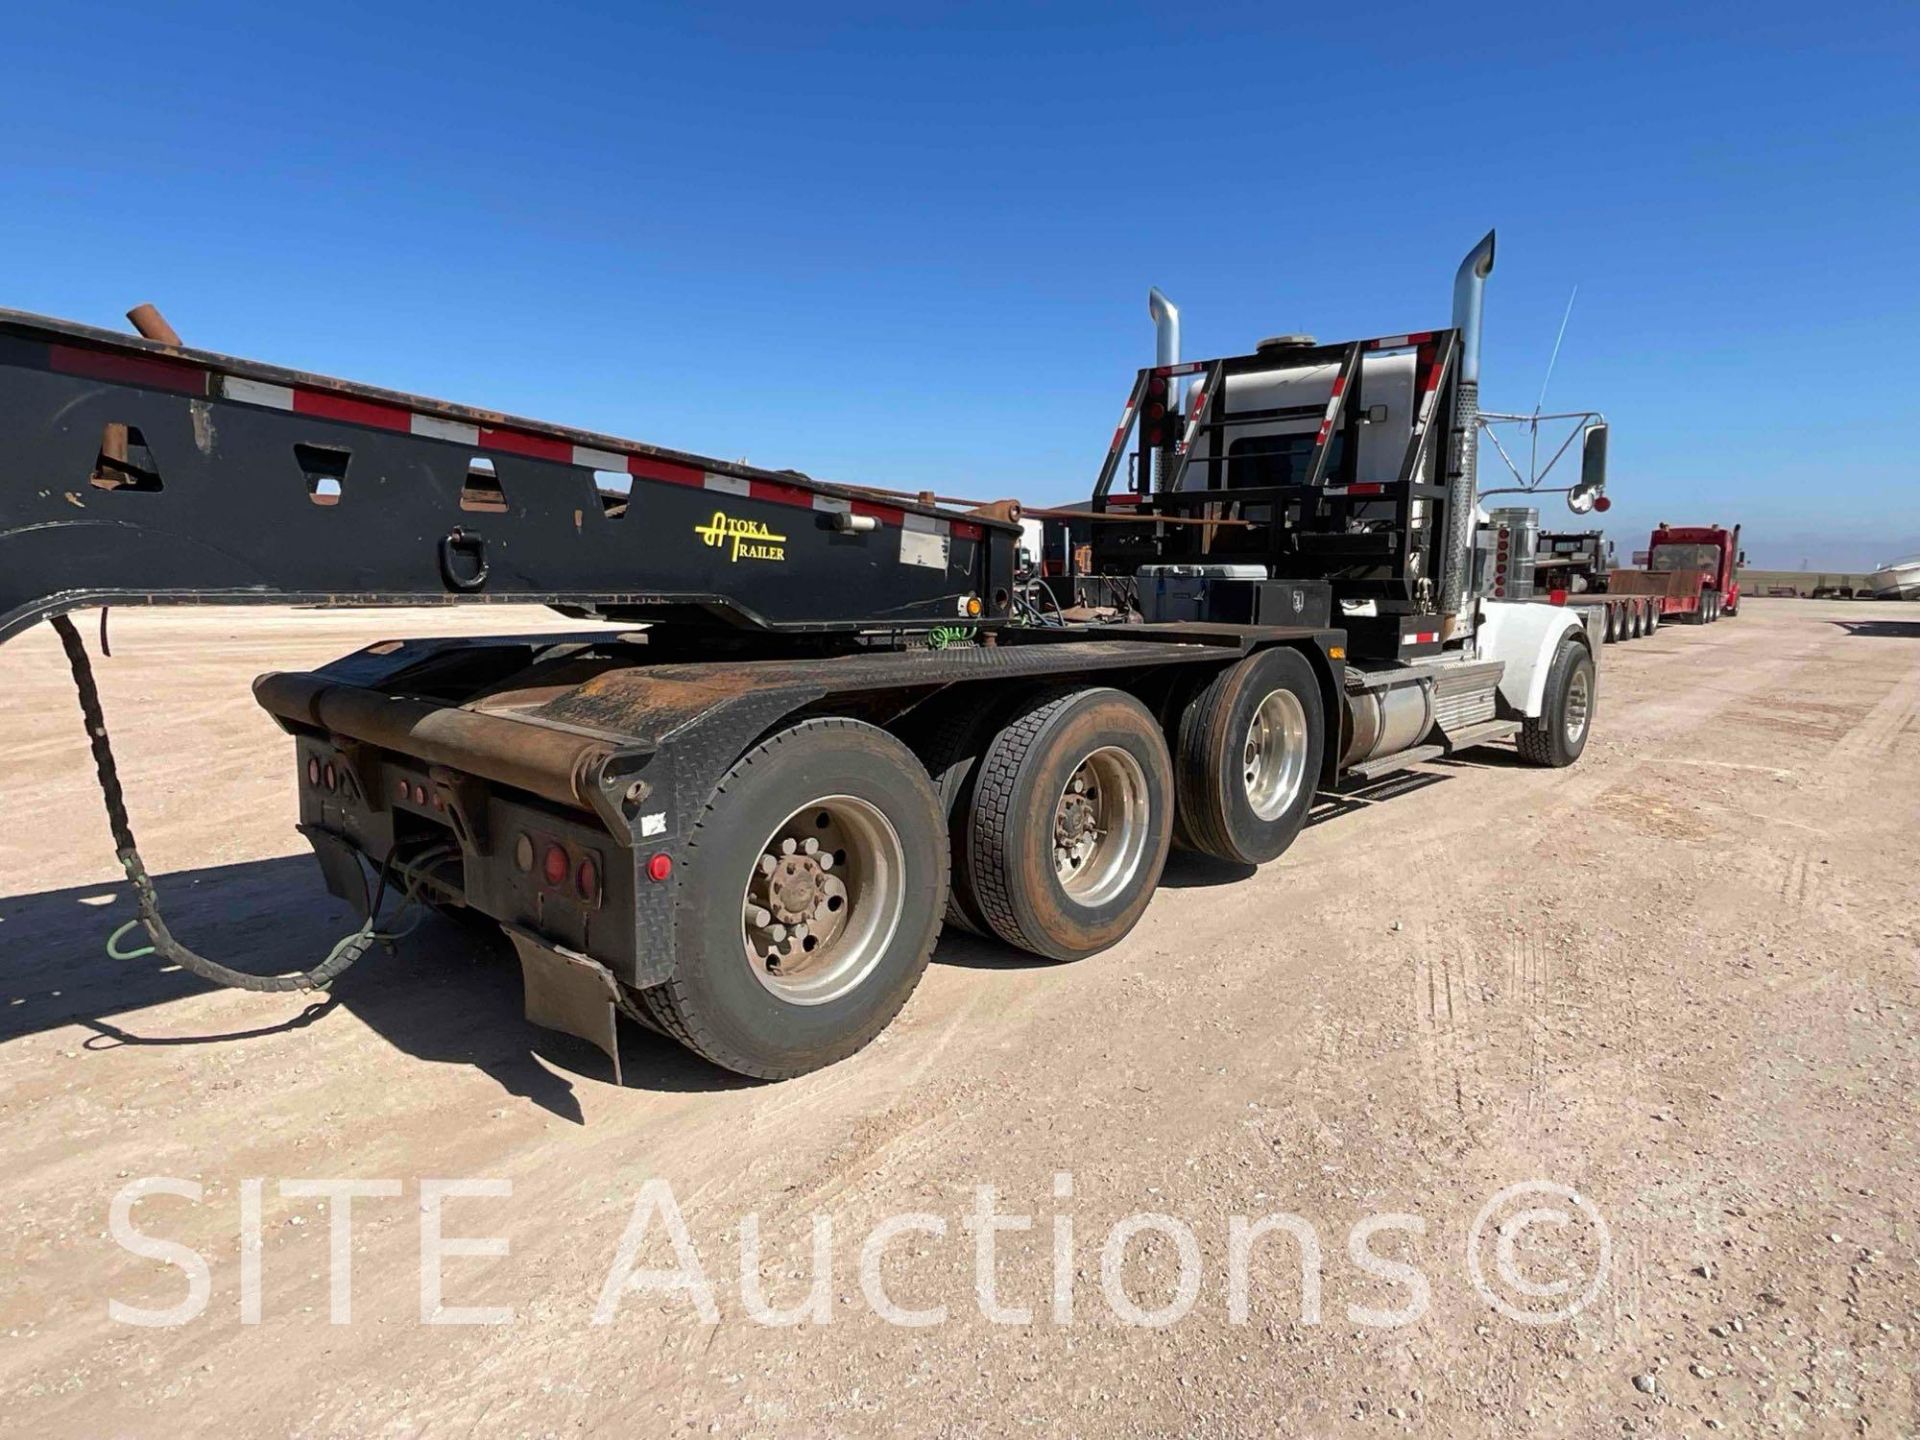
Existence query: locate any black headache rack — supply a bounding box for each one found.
[1073,328,1469,659]
[0,309,1021,644]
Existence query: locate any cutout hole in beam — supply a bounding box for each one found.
[90,423,164,491]
[594,470,632,519]
[460,457,508,513]
[294,443,351,507]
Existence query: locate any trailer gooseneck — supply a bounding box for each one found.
[0,233,1602,1081]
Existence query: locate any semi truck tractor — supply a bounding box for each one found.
[0,232,1601,1081]
[1611,522,1744,624]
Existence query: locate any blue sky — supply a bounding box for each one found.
[5,1,1915,568]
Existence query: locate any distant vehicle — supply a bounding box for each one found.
[1612,522,1743,624]
[1869,554,1920,600]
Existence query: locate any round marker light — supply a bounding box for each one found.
[514,834,534,872]
[575,857,599,902]
[306,756,321,787]
[411,783,427,805]
[395,776,409,801]
[646,853,673,883]
[322,762,336,792]
[543,843,568,887]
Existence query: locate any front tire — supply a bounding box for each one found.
[642,718,946,1079]
[1516,635,1596,768]
[966,687,1173,961]
[1173,647,1325,865]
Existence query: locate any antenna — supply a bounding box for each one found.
[1534,285,1578,418]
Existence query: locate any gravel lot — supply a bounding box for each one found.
[2,598,1915,1436]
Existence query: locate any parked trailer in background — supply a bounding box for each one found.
[1530,528,1662,643]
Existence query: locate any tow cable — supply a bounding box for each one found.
[52,613,429,993]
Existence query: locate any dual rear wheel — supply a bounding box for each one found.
[649,652,1326,1076]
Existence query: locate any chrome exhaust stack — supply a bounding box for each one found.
[1440,230,1496,624]
[1148,286,1180,370]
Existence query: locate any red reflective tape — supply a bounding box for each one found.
[1329,374,1347,397]
[1347,482,1385,495]
[628,455,703,488]
[748,478,815,507]
[951,520,984,542]
[480,427,571,462]
[852,499,905,526]
[49,343,206,395]
[293,388,409,431]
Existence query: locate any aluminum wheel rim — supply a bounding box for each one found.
[743,795,905,1006]
[1564,668,1593,745]
[1243,688,1309,821]
[1052,746,1150,907]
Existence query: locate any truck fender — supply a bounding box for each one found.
[1475,600,1590,720]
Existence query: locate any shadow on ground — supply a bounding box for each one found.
[0,855,750,1120]
[1829,617,1920,639]
[2,763,1468,1112]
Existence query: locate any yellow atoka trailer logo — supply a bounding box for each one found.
[695,510,787,563]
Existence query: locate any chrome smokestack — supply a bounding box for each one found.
[1441,230,1496,623]
[1450,230,1496,385]
[1148,286,1180,369]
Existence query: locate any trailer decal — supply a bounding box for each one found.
[694,510,787,563]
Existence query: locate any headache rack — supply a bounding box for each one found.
[0,309,1020,645]
[1078,326,1475,657]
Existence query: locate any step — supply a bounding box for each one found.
[1440,718,1522,750]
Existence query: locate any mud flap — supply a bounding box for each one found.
[503,925,624,1086]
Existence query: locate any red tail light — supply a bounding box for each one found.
[542,843,568,887]
[646,853,673,883]
[575,857,599,902]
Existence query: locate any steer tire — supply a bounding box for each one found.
[1173,647,1325,866]
[966,687,1173,961]
[1516,635,1596,768]
[640,718,946,1080]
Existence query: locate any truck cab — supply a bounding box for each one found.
[1648,523,1742,617]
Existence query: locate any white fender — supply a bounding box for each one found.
[1473,600,1590,719]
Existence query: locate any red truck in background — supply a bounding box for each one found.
[1608,522,1744,624]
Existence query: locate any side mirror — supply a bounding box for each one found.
[1567,422,1609,514]
[1738,551,1748,565]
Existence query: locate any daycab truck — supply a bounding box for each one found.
[0,232,1600,1082]
[1609,523,1744,625]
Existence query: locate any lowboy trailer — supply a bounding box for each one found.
[0,232,1599,1080]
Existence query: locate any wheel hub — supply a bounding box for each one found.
[1050,748,1149,905]
[742,799,902,1006]
[1054,773,1103,876]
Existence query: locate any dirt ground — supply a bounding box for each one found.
[1,599,1915,1438]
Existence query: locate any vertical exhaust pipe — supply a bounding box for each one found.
[1440,230,1496,623]
[1148,286,1180,370]
[1450,231,1496,384]
[1147,287,1180,493]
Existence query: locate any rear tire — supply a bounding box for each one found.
[1602,606,1618,643]
[1643,600,1658,635]
[642,718,946,1079]
[1173,647,1325,865]
[966,687,1173,961]
[1516,635,1596,768]
[908,699,1005,937]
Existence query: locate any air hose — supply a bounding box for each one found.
[52,613,407,993]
